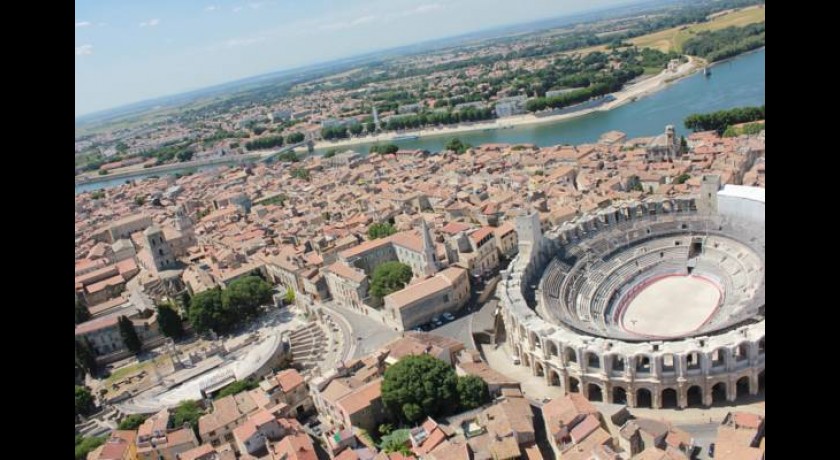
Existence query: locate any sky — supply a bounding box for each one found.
[75,0,640,117]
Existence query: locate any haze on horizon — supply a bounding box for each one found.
[75,0,646,117]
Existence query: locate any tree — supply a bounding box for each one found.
[324,149,338,159]
[118,414,148,430]
[679,135,689,154]
[369,144,399,155]
[284,286,296,304]
[157,303,185,339]
[367,222,397,239]
[75,337,98,376]
[222,276,274,320]
[286,132,305,144]
[445,138,471,154]
[172,400,204,429]
[188,287,231,334]
[674,173,691,184]
[177,149,194,162]
[349,124,364,135]
[290,167,310,181]
[380,429,411,455]
[457,375,490,410]
[214,379,259,399]
[370,261,413,299]
[381,355,458,423]
[118,316,142,354]
[75,385,95,418]
[75,436,106,460]
[75,299,91,324]
[134,195,146,206]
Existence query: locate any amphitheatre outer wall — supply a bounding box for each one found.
[497,180,765,409]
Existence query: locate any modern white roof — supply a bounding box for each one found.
[718,185,765,204]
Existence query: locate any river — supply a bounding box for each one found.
[76,48,764,195]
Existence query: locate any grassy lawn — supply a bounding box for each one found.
[631,5,765,53]
[564,6,764,57]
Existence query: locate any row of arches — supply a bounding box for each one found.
[537,367,764,409]
[520,334,765,375]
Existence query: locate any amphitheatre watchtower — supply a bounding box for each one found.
[698,175,721,215]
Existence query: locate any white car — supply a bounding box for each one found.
[442,312,455,321]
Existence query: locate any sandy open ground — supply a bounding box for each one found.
[622,275,721,338]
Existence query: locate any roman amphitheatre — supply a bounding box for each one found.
[497,175,765,409]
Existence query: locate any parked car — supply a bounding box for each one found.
[708,443,715,457]
[512,356,521,365]
[442,312,455,321]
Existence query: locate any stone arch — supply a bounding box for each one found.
[711,382,727,404]
[530,331,541,350]
[636,388,653,408]
[586,352,601,370]
[612,386,627,405]
[587,383,603,402]
[661,354,676,373]
[522,352,531,368]
[758,370,765,392]
[565,347,578,364]
[758,336,765,355]
[736,376,750,398]
[686,385,703,407]
[710,348,726,368]
[734,342,750,362]
[549,369,562,387]
[568,377,580,393]
[611,355,625,373]
[686,351,702,371]
[635,355,651,374]
[661,388,678,408]
[534,360,545,377]
[546,341,559,358]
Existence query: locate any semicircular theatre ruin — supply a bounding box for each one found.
[497,175,765,409]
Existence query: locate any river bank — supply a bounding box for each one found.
[305,57,702,152]
[76,49,763,194]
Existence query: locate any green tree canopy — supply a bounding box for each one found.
[75,436,106,460]
[188,288,230,334]
[324,149,338,159]
[172,400,204,429]
[75,337,98,376]
[674,173,691,184]
[457,375,490,410]
[75,299,91,325]
[381,355,458,423]
[118,414,148,430]
[445,138,472,154]
[369,261,413,299]
[286,132,305,144]
[214,379,259,399]
[118,316,142,354]
[156,303,185,339]
[222,276,273,320]
[367,222,397,240]
[380,429,411,455]
[369,144,399,155]
[75,385,95,418]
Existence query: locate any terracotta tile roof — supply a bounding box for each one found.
[325,262,367,283]
[337,379,382,416]
[271,432,317,460]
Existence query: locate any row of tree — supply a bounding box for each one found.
[682,22,765,62]
[369,144,399,155]
[245,135,285,151]
[684,105,765,133]
[525,67,644,112]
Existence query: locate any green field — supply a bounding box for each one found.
[631,5,765,53]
